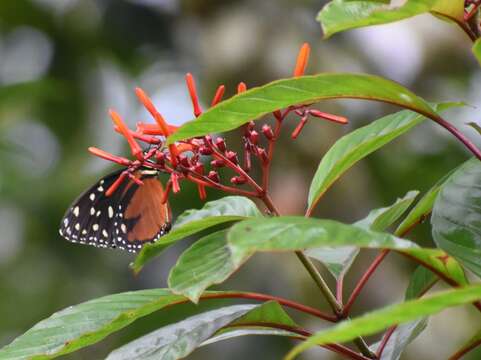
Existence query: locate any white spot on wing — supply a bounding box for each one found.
[108,206,114,218]
[73,206,79,217]
[93,224,99,231]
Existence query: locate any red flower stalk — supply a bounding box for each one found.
[109,110,144,160]
[106,171,129,197]
[211,85,225,106]
[185,73,203,117]
[88,147,131,166]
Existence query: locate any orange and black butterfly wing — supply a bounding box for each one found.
[59,169,171,252]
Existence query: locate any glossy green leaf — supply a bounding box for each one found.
[307,103,455,213]
[131,196,261,274]
[229,217,467,287]
[395,163,462,236]
[167,73,438,144]
[307,190,419,279]
[201,328,299,347]
[174,196,262,228]
[0,289,187,360]
[317,0,437,39]
[373,319,427,360]
[168,230,232,303]
[286,284,481,359]
[227,217,417,267]
[405,266,438,300]
[473,39,481,67]
[201,301,299,346]
[432,158,481,278]
[106,304,257,360]
[356,190,419,232]
[107,302,296,360]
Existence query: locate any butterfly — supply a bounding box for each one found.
[59,168,171,253]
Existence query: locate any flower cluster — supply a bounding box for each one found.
[89,43,348,204]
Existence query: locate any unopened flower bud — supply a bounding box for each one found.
[211,159,225,168]
[226,151,238,165]
[193,163,204,174]
[155,151,165,166]
[230,176,247,185]
[262,124,274,140]
[215,137,226,152]
[208,170,220,183]
[249,130,259,144]
[178,154,190,167]
[257,147,269,165]
[199,146,213,155]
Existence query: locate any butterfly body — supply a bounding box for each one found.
[59,168,171,253]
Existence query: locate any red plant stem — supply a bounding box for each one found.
[262,115,283,190]
[432,115,481,161]
[448,337,481,360]
[343,250,390,316]
[196,291,337,322]
[376,278,439,358]
[227,323,371,360]
[336,275,345,304]
[376,326,397,357]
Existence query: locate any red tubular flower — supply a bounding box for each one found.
[88,147,131,166]
[135,87,179,166]
[185,73,203,117]
[291,116,308,139]
[136,122,178,136]
[293,43,310,77]
[171,173,180,193]
[113,125,161,144]
[109,110,144,160]
[211,85,225,106]
[106,171,129,197]
[237,82,247,94]
[309,110,348,124]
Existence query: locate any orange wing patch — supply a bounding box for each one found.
[125,178,171,242]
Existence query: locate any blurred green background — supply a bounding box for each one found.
[0,1,480,359]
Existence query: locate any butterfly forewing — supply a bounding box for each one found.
[59,169,171,252]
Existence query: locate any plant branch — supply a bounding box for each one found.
[343,250,390,316]
[227,322,372,360]
[198,291,337,322]
[448,337,481,360]
[431,115,481,161]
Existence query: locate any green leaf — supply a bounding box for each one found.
[0,289,187,360]
[307,103,455,213]
[467,122,481,136]
[131,196,261,274]
[285,284,481,359]
[167,73,438,144]
[227,217,417,267]
[317,0,438,39]
[405,266,438,300]
[106,302,296,360]
[307,190,419,279]
[474,39,481,67]
[174,196,262,228]
[105,304,258,360]
[228,216,467,287]
[201,328,298,347]
[431,0,465,22]
[432,158,481,278]
[202,301,299,346]
[356,190,419,232]
[168,230,233,303]
[373,319,427,360]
